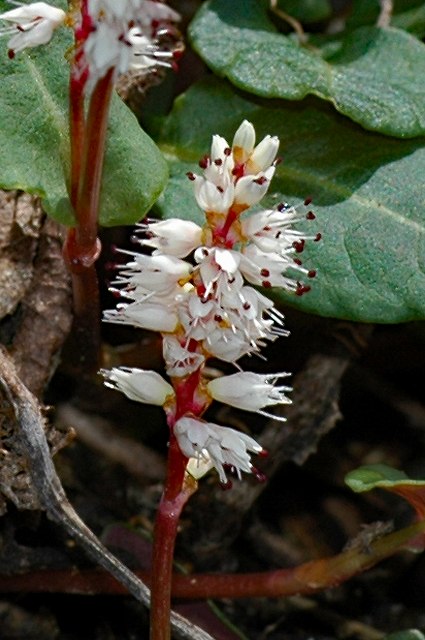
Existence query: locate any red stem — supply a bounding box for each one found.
[1,519,423,599]
[69,75,85,208]
[63,69,115,371]
[76,68,114,249]
[150,438,193,640]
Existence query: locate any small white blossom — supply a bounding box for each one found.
[104,299,179,332]
[163,335,205,378]
[139,219,203,258]
[0,2,66,56]
[174,416,263,484]
[207,371,292,415]
[101,367,175,405]
[232,120,255,164]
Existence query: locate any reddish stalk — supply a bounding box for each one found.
[150,437,195,640]
[0,518,423,600]
[63,69,115,371]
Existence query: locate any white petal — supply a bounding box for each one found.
[101,367,174,405]
[207,371,291,412]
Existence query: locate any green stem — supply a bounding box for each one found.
[150,438,194,640]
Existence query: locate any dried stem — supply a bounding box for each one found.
[0,347,214,640]
[377,0,393,28]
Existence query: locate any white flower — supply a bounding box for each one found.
[174,416,263,484]
[207,371,292,415]
[104,299,179,332]
[246,135,279,174]
[163,335,205,378]
[193,173,235,214]
[233,166,276,208]
[127,27,175,70]
[113,252,191,294]
[139,219,203,258]
[81,0,181,93]
[101,367,175,405]
[232,120,256,164]
[232,120,279,174]
[0,2,66,56]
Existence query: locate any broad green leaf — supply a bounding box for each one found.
[189,0,425,137]
[384,632,425,640]
[156,77,425,323]
[0,15,168,227]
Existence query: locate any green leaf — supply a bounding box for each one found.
[156,77,425,323]
[383,632,425,640]
[345,464,425,529]
[189,0,425,137]
[0,18,168,227]
[275,0,331,24]
[345,465,415,492]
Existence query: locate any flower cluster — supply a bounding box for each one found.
[102,121,319,485]
[0,2,66,57]
[0,1,181,92]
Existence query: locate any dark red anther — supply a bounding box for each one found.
[275,231,281,239]
[243,302,251,310]
[214,314,223,322]
[260,268,270,277]
[220,480,233,491]
[293,239,305,253]
[315,232,322,242]
[224,147,232,156]
[186,171,196,181]
[7,49,15,59]
[262,280,272,288]
[259,449,269,458]
[254,176,267,185]
[196,284,206,297]
[277,202,287,212]
[293,258,302,266]
[111,289,122,299]
[251,467,267,483]
[304,196,313,206]
[264,225,271,231]
[306,211,316,220]
[295,283,311,296]
[308,269,317,278]
[228,276,235,284]
[199,154,209,169]
[274,156,283,165]
[214,158,223,166]
[217,186,224,193]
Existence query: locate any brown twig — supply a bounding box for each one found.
[0,347,214,640]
